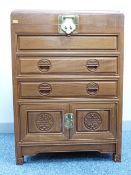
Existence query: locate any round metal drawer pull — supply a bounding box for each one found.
[38,83,52,96]
[86,59,99,72]
[38,59,51,72]
[86,82,99,96]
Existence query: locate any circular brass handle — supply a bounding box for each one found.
[38,83,52,96]
[38,59,51,72]
[86,82,99,96]
[86,59,99,72]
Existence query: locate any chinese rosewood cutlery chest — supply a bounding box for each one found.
[11,10,124,164]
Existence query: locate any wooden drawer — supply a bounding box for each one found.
[70,103,116,140]
[18,56,118,75]
[18,35,117,50]
[19,81,117,98]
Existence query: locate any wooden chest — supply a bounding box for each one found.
[11,11,124,164]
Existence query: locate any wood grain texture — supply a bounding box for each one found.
[19,81,117,98]
[69,103,116,140]
[22,144,115,156]
[18,56,118,75]
[18,35,117,50]
[20,103,69,142]
[11,10,124,164]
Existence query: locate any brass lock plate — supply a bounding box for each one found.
[58,15,79,34]
[64,113,74,129]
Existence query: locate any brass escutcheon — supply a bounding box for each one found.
[64,113,74,128]
[58,15,79,35]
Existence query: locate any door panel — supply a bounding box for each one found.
[20,103,69,142]
[28,111,62,133]
[70,103,116,140]
[76,110,109,132]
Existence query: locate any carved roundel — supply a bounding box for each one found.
[86,59,99,72]
[86,82,99,96]
[84,112,102,131]
[37,59,51,72]
[35,113,54,132]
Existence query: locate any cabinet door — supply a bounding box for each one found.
[20,103,69,142]
[70,103,116,141]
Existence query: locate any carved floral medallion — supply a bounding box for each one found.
[84,112,102,131]
[35,113,54,132]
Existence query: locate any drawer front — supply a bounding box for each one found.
[20,81,117,98]
[18,35,117,50]
[20,103,69,142]
[70,103,116,140]
[19,57,118,75]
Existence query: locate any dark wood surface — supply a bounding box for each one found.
[11,10,124,164]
